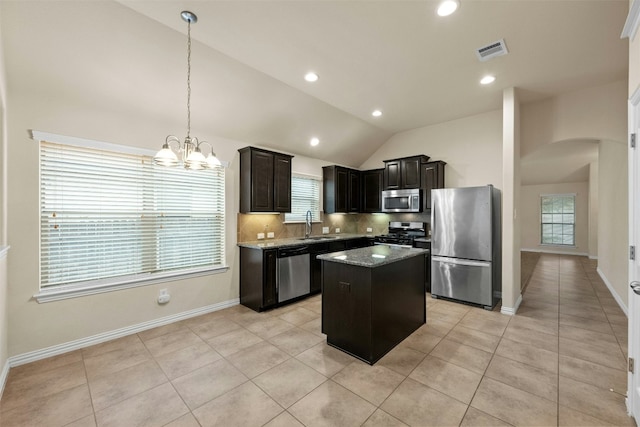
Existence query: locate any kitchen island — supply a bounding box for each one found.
[318,245,427,364]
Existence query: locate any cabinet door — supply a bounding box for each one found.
[361,169,383,213]
[348,170,360,212]
[384,160,401,190]
[401,157,422,189]
[421,161,445,210]
[335,167,349,212]
[273,154,292,212]
[250,150,274,212]
[263,249,277,308]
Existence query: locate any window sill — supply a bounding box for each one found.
[33,265,229,303]
[540,244,577,249]
[282,220,323,224]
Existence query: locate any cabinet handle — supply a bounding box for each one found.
[339,281,351,293]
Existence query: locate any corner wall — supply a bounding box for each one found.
[359,109,503,189]
[520,182,590,256]
[0,16,9,393]
[598,140,629,308]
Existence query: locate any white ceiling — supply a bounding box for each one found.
[1,0,629,175]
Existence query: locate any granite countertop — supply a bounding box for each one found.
[317,245,428,268]
[414,237,431,243]
[237,233,371,249]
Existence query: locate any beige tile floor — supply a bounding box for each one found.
[0,253,637,426]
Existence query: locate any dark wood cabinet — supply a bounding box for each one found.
[323,166,359,213]
[360,169,383,213]
[383,160,401,190]
[241,237,372,312]
[348,170,360,212]
[321,254,425,364]
[383,155,429,190]
[240,247,277,311]
[239,147,293,213]
[420,160,446,211]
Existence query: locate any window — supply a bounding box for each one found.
[284,174,321,222]
[39,139,225,297]
[540,194,575,246]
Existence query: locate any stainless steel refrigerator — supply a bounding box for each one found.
[430,185,501,309]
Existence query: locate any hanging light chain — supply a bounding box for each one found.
[186,16,192,139]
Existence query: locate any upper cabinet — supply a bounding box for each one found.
[323,165,360,213]
[360,168,383,213]
[383,155,430,190]
[239,147,293,213]
[420,160,446,211]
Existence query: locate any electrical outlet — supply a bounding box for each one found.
[335,228,341,233]
[366,227,373,233]
[157,289,170,304]
[322,227,329,234]
[257,233,265,240]
[267,232,274,238]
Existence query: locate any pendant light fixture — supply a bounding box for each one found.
[154,11,221,170]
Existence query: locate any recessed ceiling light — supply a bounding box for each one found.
[372,110,383,117]
[304,72,319,82]
[480,75,496,85]
[310,137,320,146]
[437,0,459,16]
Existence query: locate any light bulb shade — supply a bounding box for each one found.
[185,149,207,170]
[206,153,222,168]
[153,146,179,167]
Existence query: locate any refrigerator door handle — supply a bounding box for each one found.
[431,256,491,268]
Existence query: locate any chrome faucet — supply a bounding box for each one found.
[305,210,312,239]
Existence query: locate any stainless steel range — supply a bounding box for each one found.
[374,221,427,248]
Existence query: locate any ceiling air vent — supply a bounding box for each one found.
[476,39,508,62]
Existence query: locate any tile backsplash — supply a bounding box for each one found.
[237,212,431,242]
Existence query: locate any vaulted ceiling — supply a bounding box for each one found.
[1,0,629,173]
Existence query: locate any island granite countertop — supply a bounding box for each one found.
[237,233,370,249]
[317,245,428,268]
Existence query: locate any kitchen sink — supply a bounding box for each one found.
[297,236,338,241]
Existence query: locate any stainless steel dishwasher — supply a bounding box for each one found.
[277,245,311,303]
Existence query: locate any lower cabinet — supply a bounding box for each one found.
[241,237,375,312]
[240,247,277,311]
[413,240,431,293]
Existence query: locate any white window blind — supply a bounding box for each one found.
[40,141,225,290]
[540,194,575,246]
[285,175,321,222]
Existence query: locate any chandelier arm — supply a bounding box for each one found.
[165,135,182,151]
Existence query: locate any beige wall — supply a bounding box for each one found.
[521,80,628,156]
[588,162,599,259]
[598,140,629,308]
[630,2,640,95]
[0,16,8,386]
[359,110,503,190]
[520,182,590,255]
[5,92,243,356]
[502,88,522,312]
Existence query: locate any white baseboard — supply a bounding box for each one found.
[521,248,589,257]
[588,255,598,260]
[0,358,9,399]
[596,267,628,316]
[501,293,522,315]
[8,298,239,368]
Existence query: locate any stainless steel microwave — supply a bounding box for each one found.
[381,189,422,213]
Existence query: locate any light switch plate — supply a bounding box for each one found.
[322,227,329,234]
[336,228,341,233]
[366,227,373,233]
[267,232,274,238]
[257,233,265,240]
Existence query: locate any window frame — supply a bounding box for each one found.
[540,193,576,247]
[32,131,229,303]
[283,173,323,223]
